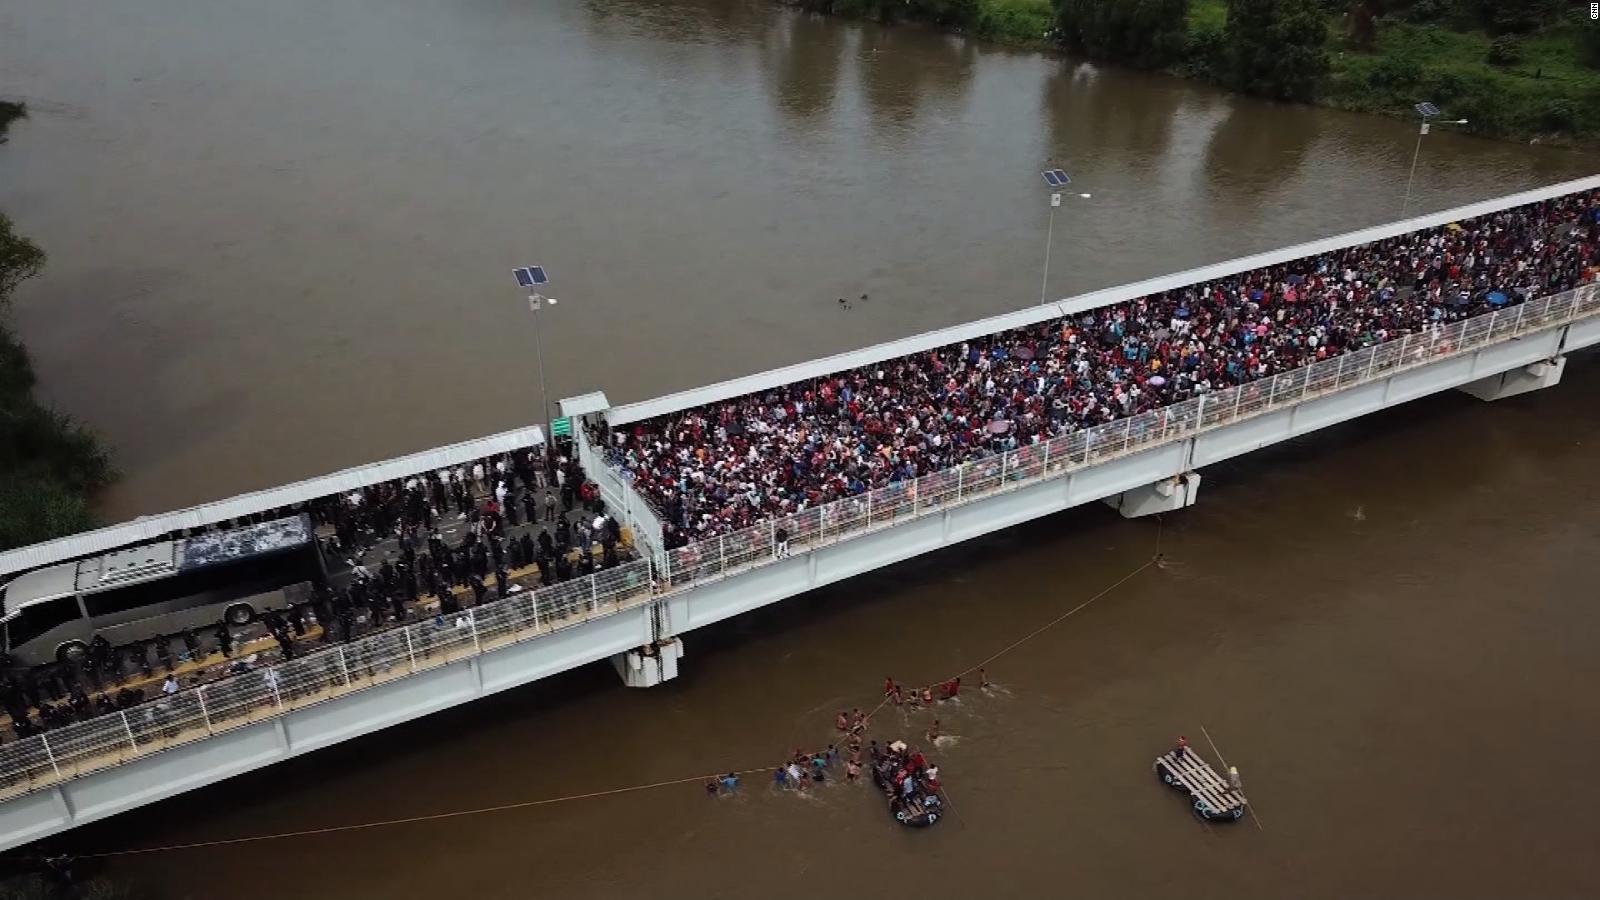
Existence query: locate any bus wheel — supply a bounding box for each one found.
[56,641,89,666]
[224,603,256,626]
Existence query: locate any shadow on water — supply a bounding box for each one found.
[854,22,976,140]
[1201,97,1326,210]
[762,11,849,127]
[579,0,774,46]
[1043,60,1189,176]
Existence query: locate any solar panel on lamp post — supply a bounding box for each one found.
[1401,103,1468,219]
[512,265,556,437]
[1038,170,1091,306]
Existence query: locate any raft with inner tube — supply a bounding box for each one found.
[871,739,944,828]
[1153,746,1246,822]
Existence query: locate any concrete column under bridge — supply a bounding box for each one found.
[612,638,685,688]
[1103,472,1201,518]
[1457,357,1565,402]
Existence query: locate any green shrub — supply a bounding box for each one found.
[1581,22,1600,69]
[1054,0,1192,69]
[1485,35,1521,67]
[1224,0,1329,102]
[1183,22,1227,78]
[1366,53,1421,90]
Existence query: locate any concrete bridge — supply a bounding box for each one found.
[0,174,1595,851]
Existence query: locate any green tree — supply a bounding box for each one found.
[1054,0,1191,70]
[0,213,45,304]
[1581,22,1600,70]
[0,213,113,549]
[1223,0,1330,102]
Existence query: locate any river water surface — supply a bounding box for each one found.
[2,0,1599,896]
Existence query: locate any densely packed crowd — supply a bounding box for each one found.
[1,442,629,743]
[608,191,1600,542]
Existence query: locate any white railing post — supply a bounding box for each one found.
[403,626,418,672]
[956,464,965,501]
[196,686,213,734]
[470,611,482,653]
[1513,301,1527,335]
[719,535,727,573]
[1231,388,1242,420]
[591,573,599,611]
[866,489,874,526]
[1334,352,1347,389]
[913,477,921,516]
[39,734,61,779]
[270,672,284,710]
[768,518,777,557]
[119,710,138,752]
[1366,346,1379,380]
[337,646,352,686]
[1043,438,1053,473]
[1000,452,1008,484]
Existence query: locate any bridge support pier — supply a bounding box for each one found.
[1458,357,1565,401]
[612,638,684,688]
[1103,472,1201,518]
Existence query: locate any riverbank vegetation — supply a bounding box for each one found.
[0,102,24,142]
[797,0,1600,144]
[0,104,115,551]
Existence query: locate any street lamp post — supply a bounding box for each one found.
[512,265,557,432]
[1039,169,1091,306]
[1400,102,1468,219]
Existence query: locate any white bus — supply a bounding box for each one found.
[0,515,323,667]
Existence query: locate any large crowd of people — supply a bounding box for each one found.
[607,191,1600,543]
[0,441,633,745]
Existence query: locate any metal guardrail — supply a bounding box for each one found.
[0,282,1595,802]
[656,283,1600,590]
[0,558,654,801]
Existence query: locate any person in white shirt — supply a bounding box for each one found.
[162,675,179,696]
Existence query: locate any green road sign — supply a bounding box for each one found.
[551,417,571,438]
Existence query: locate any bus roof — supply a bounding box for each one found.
[177,515,311,570]
[0,515,311,614]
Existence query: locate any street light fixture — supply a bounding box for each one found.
[1401,103,1468,219]
[1039,169,1091,306]
[512,265,556,434]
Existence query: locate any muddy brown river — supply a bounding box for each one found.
[2,0,1599,896]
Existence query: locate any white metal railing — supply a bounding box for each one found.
[0,557,654,801]
[655,282,1600,590]
[0,281,1595,801]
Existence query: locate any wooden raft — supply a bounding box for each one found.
[1154,748,1246,820]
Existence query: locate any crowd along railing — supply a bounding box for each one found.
[0,557,655,801]
[656,282,1600,591]
[0,282,1595,801]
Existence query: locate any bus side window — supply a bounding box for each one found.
[9,598,83,648]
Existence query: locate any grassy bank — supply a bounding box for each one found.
[0,103,115,551]
[1318,15,1600,143]
[801,0,1600,146]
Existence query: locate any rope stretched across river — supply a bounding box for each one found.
[71,531,1162,858]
